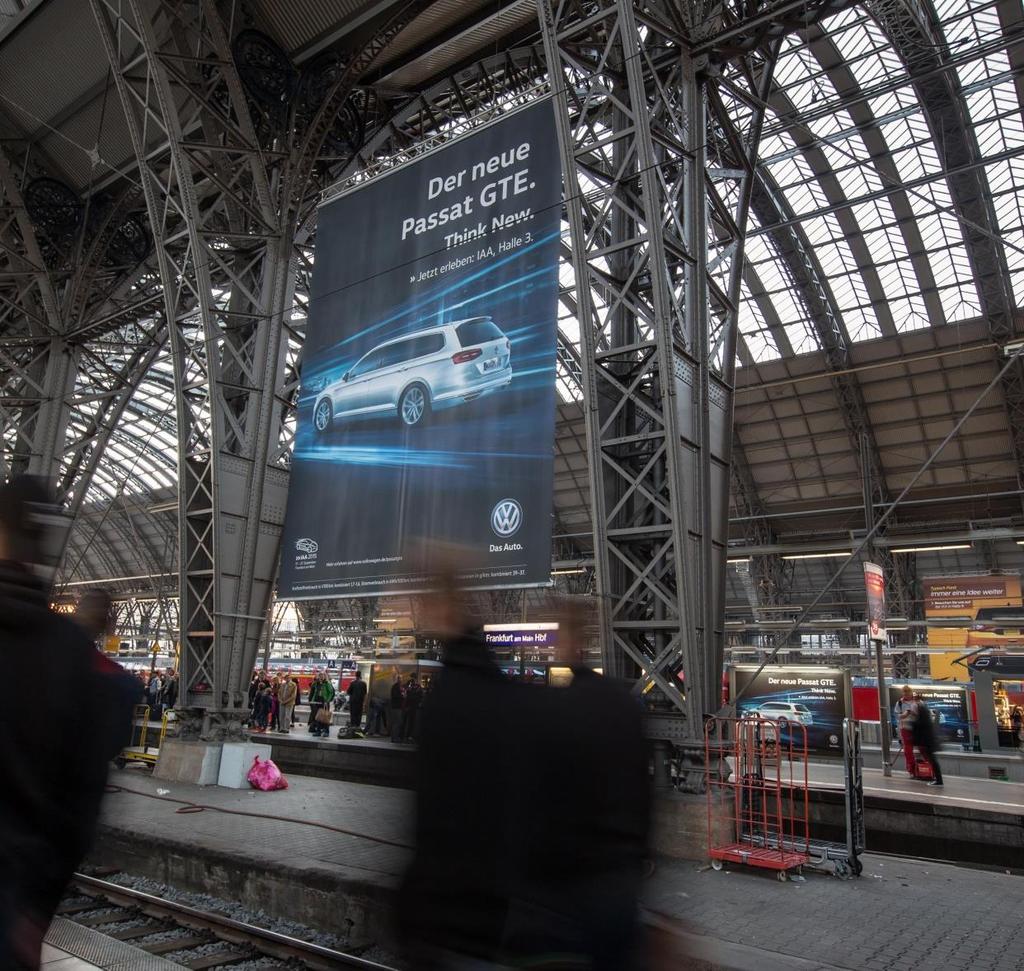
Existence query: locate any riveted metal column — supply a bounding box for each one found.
[538,0,733,749]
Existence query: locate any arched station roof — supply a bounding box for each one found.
[0,0,1022,623]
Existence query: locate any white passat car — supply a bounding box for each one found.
[746,701,814,726]
[312,316,512,431]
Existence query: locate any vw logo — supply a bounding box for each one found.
[295,537,319,554]
[491,499,523,537]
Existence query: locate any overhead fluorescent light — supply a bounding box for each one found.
[808,618,851,626]
[1003,338,1024,356]
[727,557,750,564]
[890,544,970,554]
[552,567,587,575]
[781,551,850,561]
[63,572,176,587]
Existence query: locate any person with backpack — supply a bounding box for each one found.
[911,694,944,787]
[252,686,272,733]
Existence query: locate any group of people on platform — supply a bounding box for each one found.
[245,667,428,742]
[247,671,302,733]
[135,667,178,718]
[893,685,944,786]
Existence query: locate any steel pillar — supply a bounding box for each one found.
[539,0,741,739]
[91,0,430,732]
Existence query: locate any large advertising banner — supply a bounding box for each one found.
[886,683,969,745]
[279,101,561,598]
[732,665,850,754]
[923,574,1024,681]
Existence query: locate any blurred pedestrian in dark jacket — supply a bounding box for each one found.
[74,589,112,648]
[396,577,517,967]
[912,694,944,787]
[0,478,136,968]
[503,599,650,970]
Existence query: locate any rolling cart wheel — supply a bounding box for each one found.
[711,859,724,871]
[852,858,863,877]
[834,861,850,880]
[777,870,788,883]
[114,757,126,770]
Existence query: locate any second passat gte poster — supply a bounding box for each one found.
[732,665,850,754]
[887,683,969,745]
[279,100,561,598]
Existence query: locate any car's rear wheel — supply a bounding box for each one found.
[400,384,430,427]
[314,398,332,434]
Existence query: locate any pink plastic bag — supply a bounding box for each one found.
[246,755,288,791]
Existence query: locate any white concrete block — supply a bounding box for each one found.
[218,741,273,788]
[154,739,223,785]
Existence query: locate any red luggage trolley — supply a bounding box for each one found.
[705,715,811,881]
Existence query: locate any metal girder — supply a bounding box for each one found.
[538,0,748,741]
[730,433,794,650]
[0,112,163,520]
[871,0,1024,502]
[0,141,73,482]
[89,0,434,730]
[694,0,863,60]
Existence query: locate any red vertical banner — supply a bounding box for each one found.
[864,562,887,642]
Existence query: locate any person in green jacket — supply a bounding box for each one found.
[308,671,335,737]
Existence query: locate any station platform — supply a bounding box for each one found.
[247,724,416,787]
[90,768,1024,971]
[803,760,1024,867]
[249,727,1024,866]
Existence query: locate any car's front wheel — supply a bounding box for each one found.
[314,398,333,434]
[399,384,430,427]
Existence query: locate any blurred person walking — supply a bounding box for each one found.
[507,600,651,970]
[912,694,944,787]
[74,589,113,649]
[396,577,517,967]
[0,479,136,968]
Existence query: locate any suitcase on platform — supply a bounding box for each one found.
[915,754,933,781]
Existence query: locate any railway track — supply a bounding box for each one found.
[58,872,397,970]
